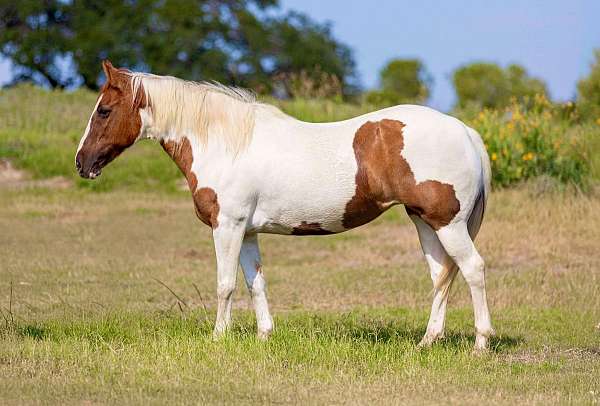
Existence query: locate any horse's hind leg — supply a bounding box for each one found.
[435,221,494,351]
[409,214,459,347]
[239,234,274,340]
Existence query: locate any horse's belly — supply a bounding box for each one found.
[249,171,360,235]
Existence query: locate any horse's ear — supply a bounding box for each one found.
[102,60,117,83]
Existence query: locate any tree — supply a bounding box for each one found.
[365,58,431,106]
[0,0,72,88]
[266,11,356,96]
[0,0,356,94]
[452,62,548,110]
[577,49,600,120]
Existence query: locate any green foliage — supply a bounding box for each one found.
[364,89,406,107]
[0,0,356,94]
[273,67,344,100]
[576,49,600,121]
[365,59,431,107]
[453,62,548,110]
[268,96,374,122]
[266,11,356,96]
[380,59,431,102]
[466,95,592,187]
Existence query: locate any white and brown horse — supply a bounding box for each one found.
[76,61,494,350]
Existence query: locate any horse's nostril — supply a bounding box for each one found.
[76,159,82,170]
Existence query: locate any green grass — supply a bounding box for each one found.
[2,308,598,404]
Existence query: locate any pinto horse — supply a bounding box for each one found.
[76,61,494,351]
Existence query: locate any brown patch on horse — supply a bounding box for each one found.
[291,221,334,235]
[343,119,460,230]
[194,187,220,228]
[160,138,219,228]
[160,138,198,191]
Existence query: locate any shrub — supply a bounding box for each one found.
[576,49,600,121]
[363,89,405,108]
[453,62,548,110]
[467,94,592,187]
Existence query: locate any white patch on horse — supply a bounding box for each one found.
[76,94,103,156]
[136,107,155,141]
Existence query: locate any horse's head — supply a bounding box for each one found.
[75,60,146,179]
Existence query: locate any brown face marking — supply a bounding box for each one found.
[343,119,460,230]
[76,60,147,178]
[291,221,334,235]
[160,138,219,228]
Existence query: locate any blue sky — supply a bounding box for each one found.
[1,0,598,111]
[280,0,599,110]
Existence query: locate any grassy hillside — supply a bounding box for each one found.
[1,85,597,192]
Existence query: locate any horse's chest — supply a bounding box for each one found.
[161,137,221,228]
[193,188,219,227]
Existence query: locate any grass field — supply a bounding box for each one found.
[1,185,599,404]
[1,85,599,404]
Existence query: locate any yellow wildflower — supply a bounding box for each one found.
[522,152,534,161]
[491,152,497,161]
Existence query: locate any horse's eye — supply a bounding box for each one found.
[97,105,111,118]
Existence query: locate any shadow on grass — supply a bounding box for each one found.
[17,325,47,340]
[13,310,522,353]
[340,326,522,352]
[275,315,523,353]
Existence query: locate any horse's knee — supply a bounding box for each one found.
[217,283,235,300]
[460,254,485,288]
[250,273,267,296]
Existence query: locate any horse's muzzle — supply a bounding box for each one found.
[75,153,102,179]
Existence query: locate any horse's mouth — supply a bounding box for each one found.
[77,145,126,180]
[77,159,104,179]
[88,168,102,179]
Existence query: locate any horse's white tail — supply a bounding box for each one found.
[434,127,491,293]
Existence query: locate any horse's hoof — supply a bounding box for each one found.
[471,346,490,356]
[257,326,273,341]
[417,339,432,350]
[472,334,492,354]
[417,332,443,349]
[212,330,227,341]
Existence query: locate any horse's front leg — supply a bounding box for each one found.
[212,217,246,339]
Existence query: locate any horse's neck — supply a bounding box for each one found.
[157,105,345,189]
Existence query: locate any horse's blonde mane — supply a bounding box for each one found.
[128,72,257,154]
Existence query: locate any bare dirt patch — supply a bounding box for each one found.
[0,158,72,190]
